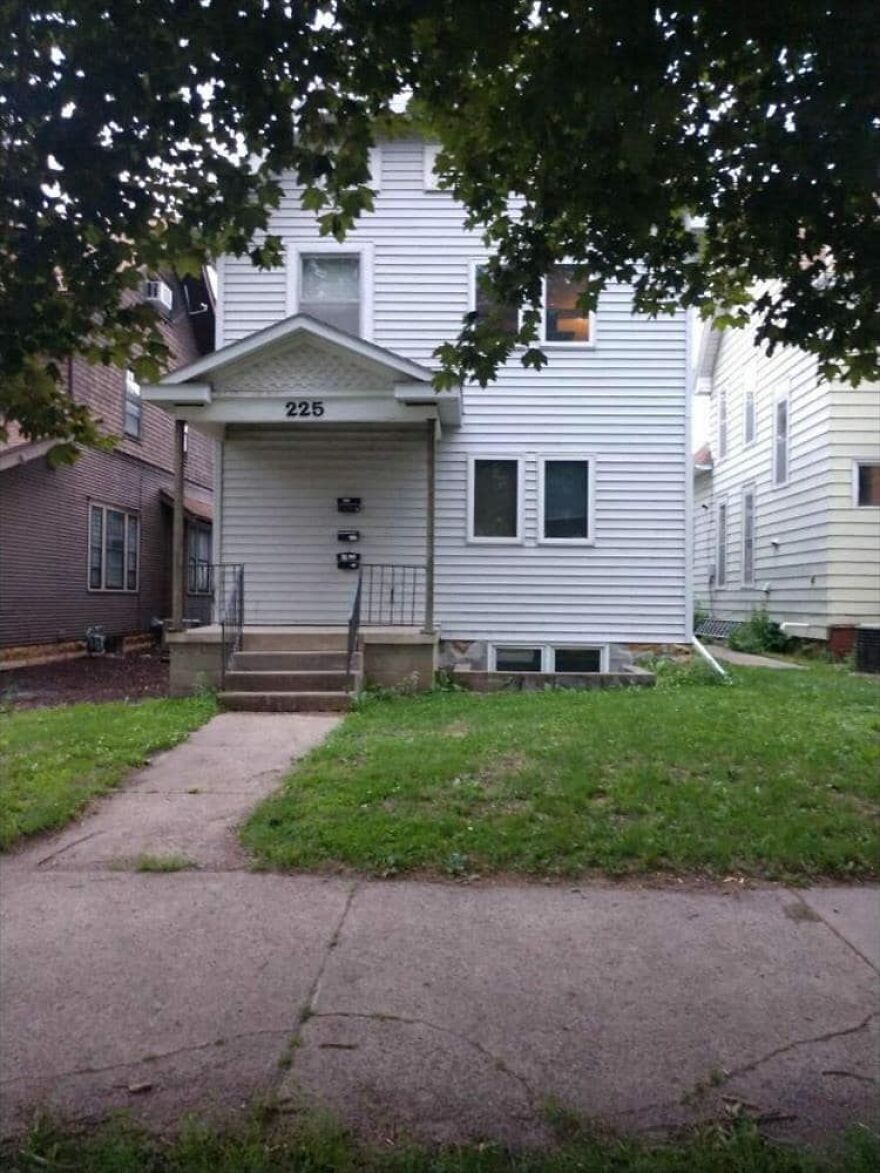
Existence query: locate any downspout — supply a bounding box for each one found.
[692,635,728,678]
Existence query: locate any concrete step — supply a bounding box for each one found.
[241,629,348,653]
[231,650,354,672]
[218,691,351,713]
[223,670,349,693]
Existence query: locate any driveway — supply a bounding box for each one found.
[1,712,877,1146]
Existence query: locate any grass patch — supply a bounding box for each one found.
[108,853,200,873]
[0,694,217,850]
[4,1111,877,1173]
[242,665,880,881]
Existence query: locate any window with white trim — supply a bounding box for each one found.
[469,457,522,542]
[491,645,607,673]
[472,263,519,335]
[773,394,789,486]
[542,265,592,343]
[716,499,728,587]
[299,253,361,335]
[855,462,880,506]
[742,485,756,585]
[717,382,728,460]
[124,368,142,439]
[187,523,212,595]
[539,456,593,542]
[88,504,139,592]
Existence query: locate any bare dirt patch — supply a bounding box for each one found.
[0,652,168,709]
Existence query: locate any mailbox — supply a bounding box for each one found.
[337,529,360,543]
[337,497,361,513]
[337,551,361,571]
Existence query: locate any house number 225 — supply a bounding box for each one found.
[285,400,325,418]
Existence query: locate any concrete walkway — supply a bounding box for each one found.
[1,714,877,1147]
[712,646,804,669]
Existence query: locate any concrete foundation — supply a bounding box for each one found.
[361,630,438,691]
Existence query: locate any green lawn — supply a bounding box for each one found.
[6,1111,878,1173]
[0,695,216,850]
[243,665,880,881]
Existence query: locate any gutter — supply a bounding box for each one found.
[692,636,728,679]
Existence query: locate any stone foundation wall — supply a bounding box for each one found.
[438,640,691,675]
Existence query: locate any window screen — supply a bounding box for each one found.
[472,459,519,539]
[300,256,360,335]
[543,460,590,539]
[774,398,789,485]
[742,489,756,584]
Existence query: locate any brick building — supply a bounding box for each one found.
[0,273,216,658]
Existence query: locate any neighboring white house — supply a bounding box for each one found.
[692,319,880,649]
[146,136,691,702]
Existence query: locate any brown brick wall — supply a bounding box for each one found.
[0,275,215,650]
[0,447,212,648]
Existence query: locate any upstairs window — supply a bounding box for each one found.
[473,264,519,335]
[540,457,593,542]
[717,383,728,460]
[542,265,592,343]
[469,457,522,542]
[743,358,757,446]
[716,499,728,587]
[773,394,790,486]
[742,486,756,585]
[89,503,139,592]
[124,368,142,439]
[855,462,880,506]
[299,254,361,335]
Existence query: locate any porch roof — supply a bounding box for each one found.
[142,313,461,428]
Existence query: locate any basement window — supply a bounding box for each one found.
[493,646,543,673]
[553,647,603,673]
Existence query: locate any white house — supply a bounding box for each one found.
[692,319,880,652]
[146,136,691,708]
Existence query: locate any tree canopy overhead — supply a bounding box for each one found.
[2,0,877,454]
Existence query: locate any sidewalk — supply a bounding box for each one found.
[1,715,877,1147]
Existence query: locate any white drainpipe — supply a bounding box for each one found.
[692,635,728,678]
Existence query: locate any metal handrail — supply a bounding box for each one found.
[346,572,363,693]
[215,563,244,687]
[361,563,426,627]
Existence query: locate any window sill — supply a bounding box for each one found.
[467,537,525,546]
[87,587,139,594]
[537,537,595,547]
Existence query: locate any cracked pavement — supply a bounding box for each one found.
[1,712,878,1145]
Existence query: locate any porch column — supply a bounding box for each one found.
[424,418,436,633]
[171,418,186,629]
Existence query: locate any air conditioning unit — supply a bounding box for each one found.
[144,278,173,314]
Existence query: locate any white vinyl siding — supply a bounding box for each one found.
[222,427,426,625]
[717,382,728,460]
[691,322,880,636]
[216,137,689,644]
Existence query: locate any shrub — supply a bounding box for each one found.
[729,608,791,654]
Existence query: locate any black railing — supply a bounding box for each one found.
[215,563,244,687]
[346,572,363,692]
[361,563,426,627]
